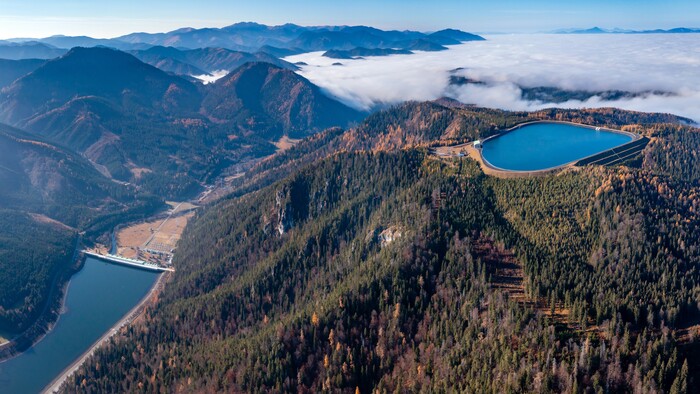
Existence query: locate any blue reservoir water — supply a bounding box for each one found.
[481,122,633,171]
[0,258,159,394]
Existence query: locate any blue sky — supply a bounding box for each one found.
[0,0,698,39]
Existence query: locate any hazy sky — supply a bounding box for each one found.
[0,0,698,39]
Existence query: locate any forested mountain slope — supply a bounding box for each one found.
[203,62,362,140]
[62,104,700,393]
[0,47,206,195]
[0,47,362,198]
[0,123,162,333]
[0,58,45,89]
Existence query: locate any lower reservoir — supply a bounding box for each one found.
[0,258,159,393]
[481,122,634,171]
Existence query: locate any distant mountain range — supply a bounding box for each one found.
[323,47,413,59]
[129,46,298,76]
[118,23,483,52]
[0,24,484,83]
[0,41,67,60]
[554,26,700,34]
[0,42,298,79]
[0,23,484,61]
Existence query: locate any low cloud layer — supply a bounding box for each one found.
[192,69,229,85]
[285,34,700,122]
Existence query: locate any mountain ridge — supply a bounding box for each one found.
[0,47,363,197]
[202,62,363,139]
[555,26,700,34]
[0,23,484,57]
[129,46,298,77]
[0,41,67,60]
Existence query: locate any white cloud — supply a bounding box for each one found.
[285,34,700,122]
[192,70,229,85]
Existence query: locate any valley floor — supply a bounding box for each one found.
[115,201,197,262]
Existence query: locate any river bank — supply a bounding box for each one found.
[42,270,169,393]
[0,197,194,391]
[0,258,161,393]
[0,235,84,362]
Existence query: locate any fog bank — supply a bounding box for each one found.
[285,34,700,122]
[192,69,229,84]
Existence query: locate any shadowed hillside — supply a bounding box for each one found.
[0,58,46,88]
[0,123,163,333]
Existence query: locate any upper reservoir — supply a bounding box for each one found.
[0,258,159,394]
[480,122,634,171]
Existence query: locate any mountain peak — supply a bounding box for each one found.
[0,46,199,124]
[62,45,138,61]
[203,61,362,138]
[223,60,282,75]
[429,29,485,42]
[223,21,268,30]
